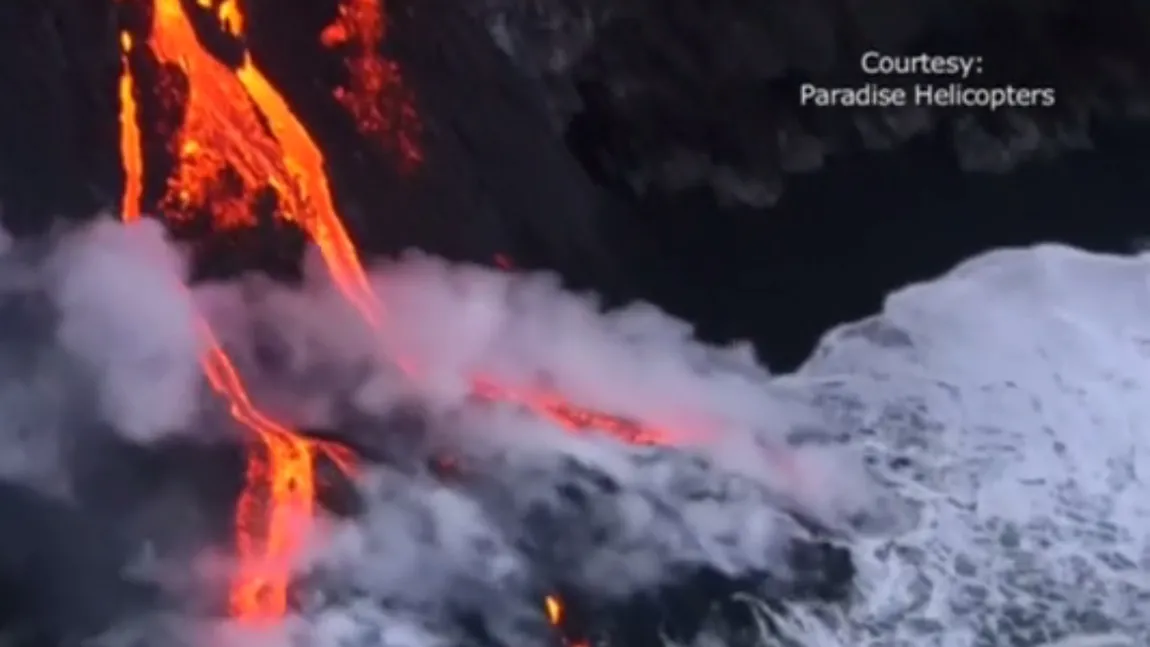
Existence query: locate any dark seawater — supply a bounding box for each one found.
[586,122,1150,372]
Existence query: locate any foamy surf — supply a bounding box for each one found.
[768,244,1150,646]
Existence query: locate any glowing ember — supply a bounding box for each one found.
[545,595,564,625]
[320,0,422,168]
[545,595,590,647]
[116,0,679,630]
[195,0,243,36]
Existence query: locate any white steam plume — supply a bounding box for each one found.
[45,217,204,443]
[187,240,875,647]
[197,248,879,530]
[0,216,872,647]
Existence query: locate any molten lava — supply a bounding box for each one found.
[545,595,589,647]
[116,0,677,629]
[118,32,143,224]
[200,329,355,620]
[320,0,422,168]
[472,378,673,445]
[545,595,562,622]
[117,0,363,621]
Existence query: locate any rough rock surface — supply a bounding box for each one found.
[479,0,1150,206]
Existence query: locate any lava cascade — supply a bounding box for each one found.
[116,0,677,629]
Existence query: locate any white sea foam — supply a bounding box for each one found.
[762,244,1150,647]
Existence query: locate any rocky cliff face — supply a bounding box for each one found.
[480,0,1150,207]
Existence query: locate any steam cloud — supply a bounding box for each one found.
[0,217,873,647]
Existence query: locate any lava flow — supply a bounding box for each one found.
[117,0,676,628]
[118,0,361,621]
[320,0,422,168]
[200,327,357,620]
[118,32,142,223]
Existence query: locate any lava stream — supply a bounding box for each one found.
[117,0,678,627]
[119,0,358,619]
[201,332,355,621]
[118,32,142,223]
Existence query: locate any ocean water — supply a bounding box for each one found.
[762,244,1150,647]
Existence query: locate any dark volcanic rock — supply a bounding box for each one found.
[244,0,625,285]
[483,0,1150,205]
[0,0,623,288]
[4,0,1150,374]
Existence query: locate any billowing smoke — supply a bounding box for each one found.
[0,217,871,647]
[46,218,204,443]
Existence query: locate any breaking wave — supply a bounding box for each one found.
[775,244,1150,647]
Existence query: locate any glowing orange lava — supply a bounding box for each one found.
[545,595,589,647]
[320,0,422,168]
[545,595,564,625]
[116,0,677,629]
[117,0,360,620]
[472,378,675,445]
[195,0,243,36]
[118,32,142,224]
